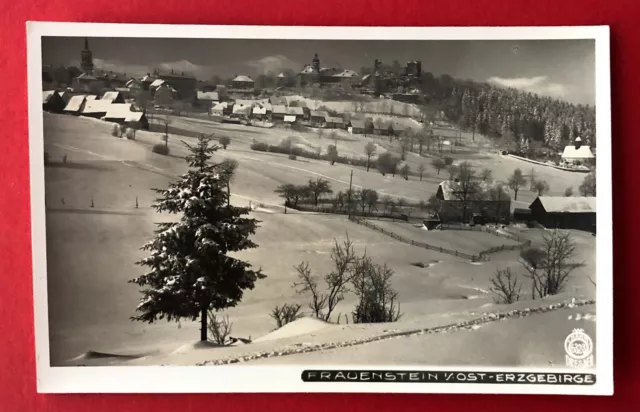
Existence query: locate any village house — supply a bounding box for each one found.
[324,116,344,129]
[154,69,197,101]
[347,119,367,134]
[154,84,178,106]
[140,74,157,91]
[528,196,596,232]
[269,96,287,106]
[73,73,104,93]
[271,105,288,122]
[103,103,149,130]
[42,91,66,113]
[80,99,112,119]
[434,180,511,223]
[63,95,88,115]
[197,91,219,103]
[561,137,595,166]
[286,106,305,121]
[232,103,253,119]
[310,110,329,125]
[231,75,255,90]
[252,106,268,120]
[57,91,70,105]
[101,91,125,104]
[284,115,297,126]
[126,78,143,94]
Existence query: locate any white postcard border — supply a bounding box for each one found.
[27,22,613,395]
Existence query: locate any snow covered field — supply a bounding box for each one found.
[42,113,597,367]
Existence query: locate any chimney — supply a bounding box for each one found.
[574,136,583,150]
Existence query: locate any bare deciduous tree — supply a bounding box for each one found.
[292,236,359,321]
[417,163,426,181]
[519,230,581,299]
[489,267,522,304]
[364,142,376,172]
[508,168,527,200]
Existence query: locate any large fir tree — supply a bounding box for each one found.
[129,135,265,341]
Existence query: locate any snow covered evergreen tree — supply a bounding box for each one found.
[129,134,265,341]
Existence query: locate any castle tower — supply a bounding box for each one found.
[80,37,94,74]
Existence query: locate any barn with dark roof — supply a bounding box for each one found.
[528,196,596,232]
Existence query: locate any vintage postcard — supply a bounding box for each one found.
[28,23,612,394]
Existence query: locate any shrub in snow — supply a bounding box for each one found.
[112,124,120,137]
[288,153,297,160]
[270,303,303,329]
[129,135,265,342]
[152,143,170,156]
[351,257,402,324]
[126,128,135,140]
[206,311,233,345]
[218,136,231,149]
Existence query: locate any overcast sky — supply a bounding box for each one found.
[42,37,596,105]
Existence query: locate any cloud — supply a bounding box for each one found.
[245,54,299,75]
[487,76,567,99]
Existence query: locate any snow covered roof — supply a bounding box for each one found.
[42,90,57,104]
[86,95,98,101]
[64,95,86,112]
[103,103,145,122]
[561,145,595,160]
[272,105,287,114]
[252,106,267,115]
[286,106,304,116]
[349,119,366,129]
[211,102,228,112]
[310,110,329,118]
[101,91,122,102]
[235,99,256,107]
[277,72,287,78]
[332,69,359,78]
[140,74,156,82]
[233,75,253,83]
[81,99,112,114]
[232,104,252,115]
[197,91,219,101]
[76,73,97,81]
[533,197,596,213]
[270,96,287,105]
[325,116,344,124]
[284,115,297,123]
[150,79,165,88]
[126,78,141,88]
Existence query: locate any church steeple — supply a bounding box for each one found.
[80,37,94,74]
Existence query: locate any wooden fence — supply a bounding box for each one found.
[348,216,485,262]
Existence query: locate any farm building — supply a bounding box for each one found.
[310,110,329,125]
[561,137,595,165]
[272,105,287,121]
[232,75,254,90]
[286,106,305,121]
[528,196,596,232]
[101,91,125,104]
[434,180,511,223]
[42,91,66,113]
[324,116,344,129]
[80,99,112,118]
[348,119,366,134]
[103,103,149,130]
[63,95,88,115]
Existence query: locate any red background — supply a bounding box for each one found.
[0,0,636,410]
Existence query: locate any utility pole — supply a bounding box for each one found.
[347,169,353,219]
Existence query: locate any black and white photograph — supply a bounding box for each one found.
[28,23,612,394]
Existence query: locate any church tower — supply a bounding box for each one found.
[312,52,320,73]
[80,37,94,74]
